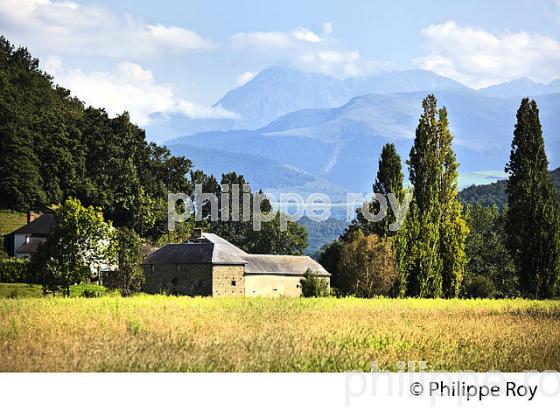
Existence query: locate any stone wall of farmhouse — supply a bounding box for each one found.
[143,263,329,297]
[143,263,212,296]
[211,265,245,296]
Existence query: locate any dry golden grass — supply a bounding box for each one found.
[1,296,559,372]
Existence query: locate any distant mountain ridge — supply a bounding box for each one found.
[148,68,560,140]
[480,78,560,98]
[162,67,560,201]
[215,67,475,130]
[150,67,485,138]
[168,89,560,195]
[343,69,468,95]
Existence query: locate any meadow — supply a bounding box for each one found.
[1,295,559,372]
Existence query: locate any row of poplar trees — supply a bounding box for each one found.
[396,95,468,298]
[364,95,559,299]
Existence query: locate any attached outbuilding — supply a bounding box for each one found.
[142,230,330,297]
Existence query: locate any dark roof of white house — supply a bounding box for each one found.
[16,237,46,254]
[143,232,330,276]
[10,214,55,236]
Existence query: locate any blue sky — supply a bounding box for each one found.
[1,0,559,129]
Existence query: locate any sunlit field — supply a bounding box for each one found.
[1,295,559,372]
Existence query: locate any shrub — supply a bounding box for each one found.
[300,269,329,297]
[337,231,399,297]
[0,258,36,283]
[463,275,497,299]
[70,283,109,298]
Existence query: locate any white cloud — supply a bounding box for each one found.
[230,31,294,49]
[236,71,257,86]
[415,21,560,88]
[0,0,214,57]
[147,24,214,51]
[292,27,323,43]
[44,58,238,126]
[229,24,381,78]
[231,25,327,49]
[299,50,362,76]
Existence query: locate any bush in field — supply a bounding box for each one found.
[338,230,398,297]
[462,275,497,299]
[70,283,109,298]
[0,258,36,283]
[300,269,329,297]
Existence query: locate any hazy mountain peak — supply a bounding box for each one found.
[480,77,560,97]
[213,66,350,129]
[343,69,469,95]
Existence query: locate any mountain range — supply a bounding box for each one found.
[158,67,560,203]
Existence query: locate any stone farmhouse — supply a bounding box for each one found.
[142,229,330,297]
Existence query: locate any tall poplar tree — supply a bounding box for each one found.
[399,95,467,298]
[353,143,404,238]
[505,98,560,299]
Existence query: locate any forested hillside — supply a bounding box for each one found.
[297,216,348,256]
[459,168,560,208]
[0,37,195,240]
[0,37,308,254]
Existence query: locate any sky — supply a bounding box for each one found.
[1,0,559,129]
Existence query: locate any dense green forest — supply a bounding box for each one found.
[0,36,306,253]
[459,167,560,208]
[0,37,192,239]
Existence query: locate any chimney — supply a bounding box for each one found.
[191,228,202,239]
[27,211,37,224]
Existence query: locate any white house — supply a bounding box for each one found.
[5,211,117,281]
[6,212,54,259]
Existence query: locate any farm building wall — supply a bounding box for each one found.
[244,274,307,297]
[143,263,212,296]
[211,265,245,296]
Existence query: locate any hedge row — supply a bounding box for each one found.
[0,258,38,283]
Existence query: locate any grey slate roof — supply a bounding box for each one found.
[10,214,55,236]
[143,232,247,265]
[244,254,330,277]
[143,232,330,276]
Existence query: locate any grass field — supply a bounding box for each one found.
[0,283,117,298]
[1,295,559,372]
